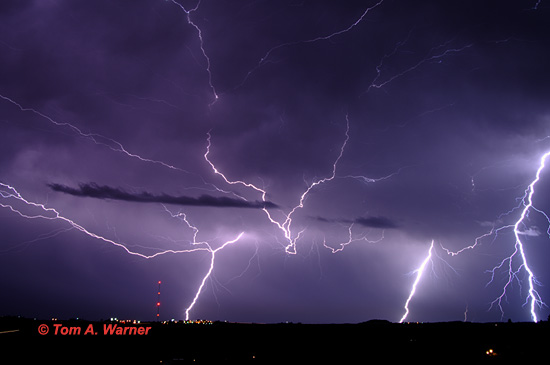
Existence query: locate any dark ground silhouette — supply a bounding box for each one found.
[1,316,547,364]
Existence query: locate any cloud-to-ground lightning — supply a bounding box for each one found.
[184,232,244,320]
[2,87,377,321]
[442,151,550,322]
[399,240,435,323]
[163,205,244,319]
[0,92,257,319]
[0,182,244,319]
[487,151,550,322]
[1,0,548,326]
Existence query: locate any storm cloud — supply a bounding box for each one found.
[1,0,549,324]
[48,183,278,209]
[314,215,399,229]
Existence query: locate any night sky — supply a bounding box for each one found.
[1,0,550,324]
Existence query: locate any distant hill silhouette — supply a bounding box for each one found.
[1,316,548,364]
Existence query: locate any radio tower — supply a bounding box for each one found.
[156,280,161,321]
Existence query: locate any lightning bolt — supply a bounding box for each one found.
[205,116,352,255]
[399,240,434,323]
[0,94,189,173]
[167,0,219,103]
[183,233,244,320]
[159,205,246,319]
[205,114,404,258]
[442,151,550,322]
[235,0,386,90]
[0,182,244,320]
[487,151,550,322]
[363,39,473,95]
[3,1,544,325]
[322,223,384,254]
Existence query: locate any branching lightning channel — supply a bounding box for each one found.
[205,116,354,255]
[163,205,244,319]
[183,233,244,320]
[322,223,385,254]
[399,240,434,323]
[235,0,385,90]
[167,0,219,103]
[205,116,399,255]
[443,151,550,322]
[0,182,244,320]
[488,151,550,322]
[362,37,473,96]
[4,1,543,325]
[0,182,206,258]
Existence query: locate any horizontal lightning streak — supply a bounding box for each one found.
[1,182,244,320]
[0,94,188,173]
[363,42,473,95]
[0,182,211,258]
[322,223,384,254]
[4,1,541,324]
[441,225,514,256]
[236,0,385,89]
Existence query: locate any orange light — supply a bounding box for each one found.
[157,302,160,306]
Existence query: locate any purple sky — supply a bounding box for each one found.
[1,0,550,324]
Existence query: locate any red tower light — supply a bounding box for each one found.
[156,281,161,321]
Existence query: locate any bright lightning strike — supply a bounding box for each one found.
[159,205,244,318]
[488,151,550,323]
[0,182,244,320]
[183,232,244,320]
[442,151,550,322]
[2,0,545,325]
[399,240,434,323]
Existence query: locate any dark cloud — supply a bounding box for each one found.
[354,216,399,229]
[48,182,278,209]
[314,215,399,229]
